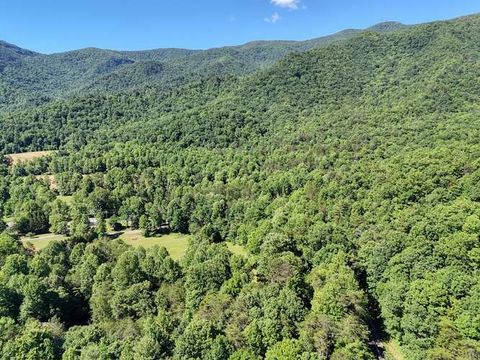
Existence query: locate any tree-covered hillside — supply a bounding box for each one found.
[0,21,405,111]
[0,13,479,360]
[0,40,39,69]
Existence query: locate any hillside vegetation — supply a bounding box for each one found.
[0,14,479,360]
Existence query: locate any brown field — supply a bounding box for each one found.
[6,151,54,165]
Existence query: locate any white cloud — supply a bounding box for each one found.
[264,12,281,23]
[271,0,300,9]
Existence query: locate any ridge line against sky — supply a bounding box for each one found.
[1,0,480,54]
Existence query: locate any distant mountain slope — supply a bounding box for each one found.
[1,14,477,154]
[0,40,38,68]
[0,21,407,110]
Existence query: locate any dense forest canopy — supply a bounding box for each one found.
[0,13,479,360]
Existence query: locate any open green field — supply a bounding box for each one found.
[21,233,67,250]
[118,230,191,260]
[20,230,191,260]
[19,230,247,262]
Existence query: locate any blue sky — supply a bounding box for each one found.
[1,0,479,53]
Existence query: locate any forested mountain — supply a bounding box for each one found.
[1,13,479,360]
[0,41,39,68]
[0,21,406,111]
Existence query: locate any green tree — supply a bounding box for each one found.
[48,199,70,235]
[265,339,303,360]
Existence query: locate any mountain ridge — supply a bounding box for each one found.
[0,20,408,111]
[1,20,408,56]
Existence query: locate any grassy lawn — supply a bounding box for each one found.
[19,229,246,262]
[20,233,67,251]
[119,230,191,260]
[6,151,54,165]
[20,230,190,260]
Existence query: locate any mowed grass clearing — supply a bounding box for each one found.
[117,230,190,260]
[6,151,54,165]
[21,233,67,251]
[20,230,191,261]
[20,230,247,261]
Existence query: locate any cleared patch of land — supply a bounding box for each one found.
[19,230,245,261]
[20,233,67,251]
[118,230,190,260]
[6,151,54,165]
[20,230,191,260]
